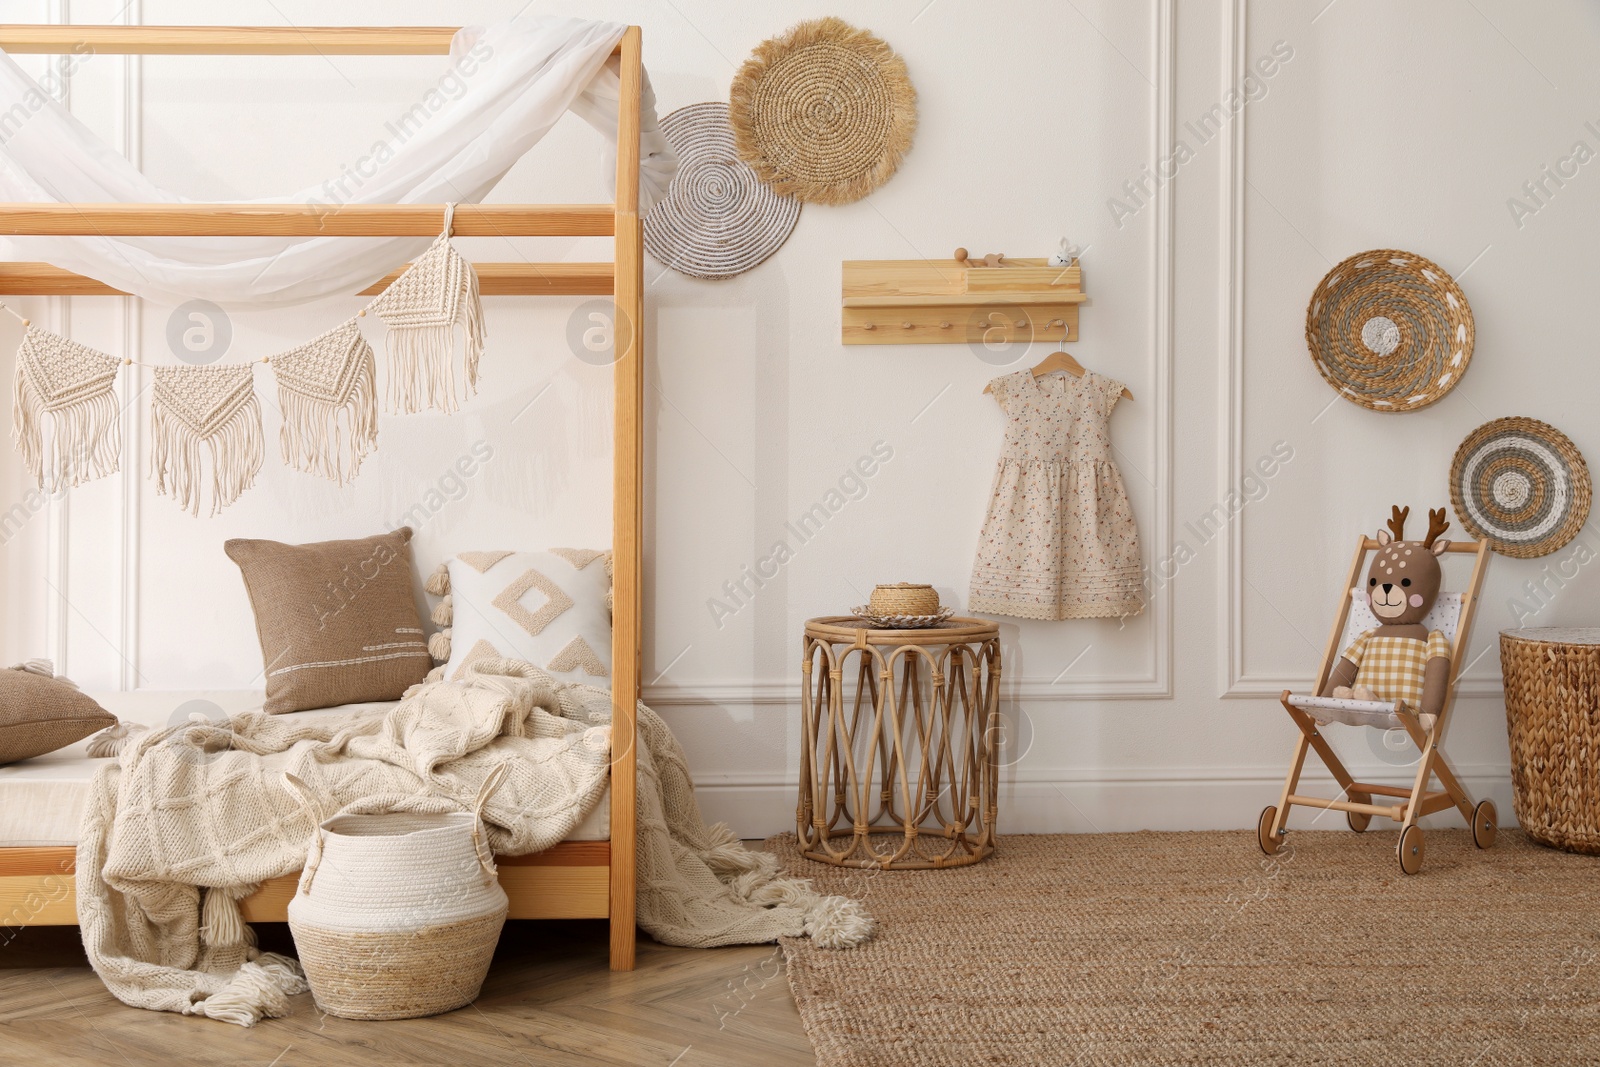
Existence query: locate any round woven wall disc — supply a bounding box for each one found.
[1450,417,1591,558]
[728,17,917,206]
[643,102,801,280]
[1305,249,1474,412]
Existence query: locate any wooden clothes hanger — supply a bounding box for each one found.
[982,346,1135,399]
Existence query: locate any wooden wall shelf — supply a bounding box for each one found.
[841,258,1083,345]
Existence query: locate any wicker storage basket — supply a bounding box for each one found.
[1500,629,1600,854]
[868,583,941,616]
[284,767,510,1019]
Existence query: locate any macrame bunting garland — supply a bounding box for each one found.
[367,204,485,415]
[7,205,486,515]
[269,319,378,485]
[11,326,122,491]
[149,364,264,517]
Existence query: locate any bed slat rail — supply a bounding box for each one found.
[0,262,616,297]
[0,25,619,57]
[0,203,614,237]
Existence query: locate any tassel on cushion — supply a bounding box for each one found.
[268,319,377,485]
[11,326,122,491]
[431,594,453,626]
[149,364,264,517]
[367,203,484,415]
[425,562,451,596]
[428,629,451,663]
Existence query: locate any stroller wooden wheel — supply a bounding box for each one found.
[1346,792,1371,832]
[1472,799,1498,849]
[1397,824,1425,875]
[1257,805,1283,855]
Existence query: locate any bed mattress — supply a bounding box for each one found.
[0,699,610,847]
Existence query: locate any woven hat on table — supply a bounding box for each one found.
[1305,249,1473,412]
[1450,417,1591,558]
[643,102,801,279]
[728,17,917,206]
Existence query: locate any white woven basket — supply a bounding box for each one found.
[284,765,510,1020]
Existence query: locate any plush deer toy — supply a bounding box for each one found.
[1320,506,1453,722]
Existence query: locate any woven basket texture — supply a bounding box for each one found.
[1501,629,1600,853]
[771,829,1600,1066]
[288,809,508,1020]
[643,102,801,279]
[1305,248,1473,412]
[728,17,917,205]
[868,583,940,615]
[1450,416,1591,559]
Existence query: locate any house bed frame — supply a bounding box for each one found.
[0,24,646,970]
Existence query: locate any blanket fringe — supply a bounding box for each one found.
[703,823,877,950]
[201,885,255,950]
[85,721,149,759]
[192,953,307,1027]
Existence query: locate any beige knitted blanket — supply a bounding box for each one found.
[77,659,873,1025]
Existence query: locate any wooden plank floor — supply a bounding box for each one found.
[0,921,816,1066]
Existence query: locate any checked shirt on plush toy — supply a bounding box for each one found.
[1319,505,1452,723]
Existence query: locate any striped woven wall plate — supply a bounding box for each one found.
[643,101,800,280]
[1450,417,1591,558]
[1305,249,1473,412]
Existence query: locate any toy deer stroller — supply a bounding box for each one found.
[1258,506,1496,874]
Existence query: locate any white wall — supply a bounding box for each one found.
[4,0,1596,835]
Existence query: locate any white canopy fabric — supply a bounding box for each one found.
[0,16,675,307]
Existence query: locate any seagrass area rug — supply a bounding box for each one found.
[769,830,1600,1067]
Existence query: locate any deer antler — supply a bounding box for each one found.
[1424,507,1450,548]
[1387,505,1410,542]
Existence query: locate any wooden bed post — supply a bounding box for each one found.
[609,24,644,972]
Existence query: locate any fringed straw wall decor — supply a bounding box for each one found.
[643,102,801,279]
[729,17,917,206]
[1305,249,1474,412]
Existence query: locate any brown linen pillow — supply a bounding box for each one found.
[0,666,115,764]
[225,528,432,714]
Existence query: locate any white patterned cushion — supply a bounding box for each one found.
[441,549,611,685]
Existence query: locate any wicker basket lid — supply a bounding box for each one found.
[868,583,941,615]
[1450,416,1591,558]
[728,17,917,206]
[643,102,801,279]
[1305,249,1474,412]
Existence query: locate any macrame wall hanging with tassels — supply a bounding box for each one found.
[149,364,264,517]
[365,203,484,415]
[270,319,378,486]
[11,325,122,491]
[4,205,487,517]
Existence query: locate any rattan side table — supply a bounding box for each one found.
[797,616,1001,869]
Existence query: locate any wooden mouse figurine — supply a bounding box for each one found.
[1320,506,1452,722]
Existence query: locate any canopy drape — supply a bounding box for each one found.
[0,15,674,307]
